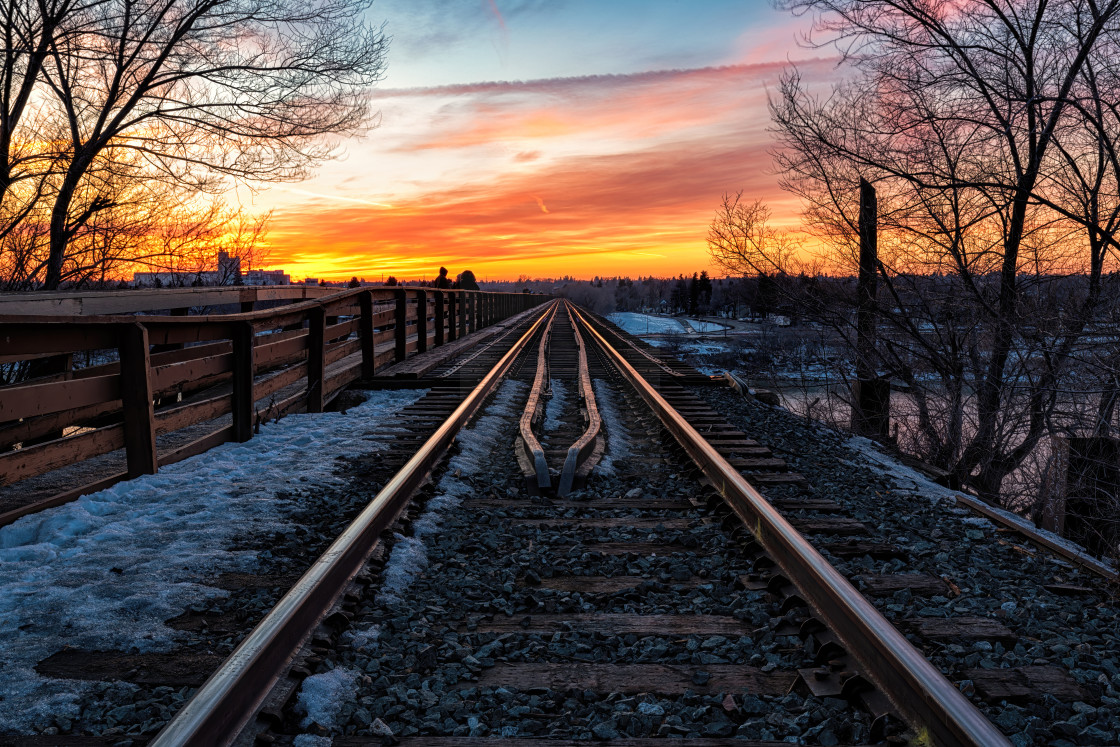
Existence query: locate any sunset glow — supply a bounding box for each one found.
[249,1,825,281]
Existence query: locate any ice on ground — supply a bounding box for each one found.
[593,379,631,474]
[608,312,688,335]
[0,389,424,733]
[296,668,360,729]
[374,379,527,605]
[687,319,727,333]
[543,379,569,432]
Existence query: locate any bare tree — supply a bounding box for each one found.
[26,0,388,289]
[765,0,1120,500]
[707,192,802,278]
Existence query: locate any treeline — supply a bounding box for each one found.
[555,272,790,319]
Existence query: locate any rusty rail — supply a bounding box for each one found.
[0,287,545,525]
[571,305,1010,747]
[149,303,554,746]
[558,301,602,496]
[518,303,557,489]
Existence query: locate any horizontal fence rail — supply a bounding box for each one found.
[0,287,545,521]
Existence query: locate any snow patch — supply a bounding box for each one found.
[592,379,631,474]
[845,435,1117,572]
[542,379,569,432]
[0,389,424,732]
[293,736,333,747]
[687,319,727,333]
[296,668,360,729]
[608,312,688,335]
[375,379,527,604]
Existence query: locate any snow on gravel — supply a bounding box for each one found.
[608,312,687,335]
[542,379,569,432]
[305,379,530,735]
[295,667,361,729]
[0,389,425,731]
[592,379,631,474]
[370,379,527,607]
[845,434,1115,571]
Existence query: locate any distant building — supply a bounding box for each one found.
[243,269,291,285]
[132,251,290,287]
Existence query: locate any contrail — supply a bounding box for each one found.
[280,187,393,208]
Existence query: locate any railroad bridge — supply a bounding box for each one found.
[0,290,1117,746]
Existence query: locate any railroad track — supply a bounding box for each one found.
[10,300,1116,745]
[131,297,1024,746]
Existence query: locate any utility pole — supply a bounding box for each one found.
[852,179,890,439]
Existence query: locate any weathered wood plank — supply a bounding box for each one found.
[154,393,231,435]
[902,617,1014,640]
[346,740,804,747]
[527,576,705,593]
[35,649,224,687]
[0,398,121,450]
[788,517,868,536]
[231,322,254,443]
[511,517,694,529]
[469,663,795,696]
[726,457,788,471]
[0,374,119,422]
[0,424,125,486]
[477,614,748,636]
[306,306,326,413]
[255,332,309,369]
[119,323,157,478]
[854,574,949,597]
[559,541,695,555]
[964,665,1087,703]
[150,351,232,393]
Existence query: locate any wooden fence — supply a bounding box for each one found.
[0,286,543,516]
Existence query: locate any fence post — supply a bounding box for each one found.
[118,323,158,478]
[307,306,326,413]
[359,290,375,378]
[434,291,445,347]
[395,289,408,362]
[231,321,255,442]
[459,291,468,337]
[416,289,428,354]
[447,292,457,342]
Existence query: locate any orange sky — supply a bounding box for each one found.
[245,2,829,282]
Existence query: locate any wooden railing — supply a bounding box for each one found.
[0,284,336,317]
[0,287,544,516]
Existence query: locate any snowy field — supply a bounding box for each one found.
[0,389,425,731]
[607,312,688,335]
[686,319,727,333]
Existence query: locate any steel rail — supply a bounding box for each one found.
[558,302,602,496]
[577,310,682,378]
[571,305,1010,747]
[519,304,558,489]
[151,303,556,747]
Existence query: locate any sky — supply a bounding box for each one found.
[246,0,830,281]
